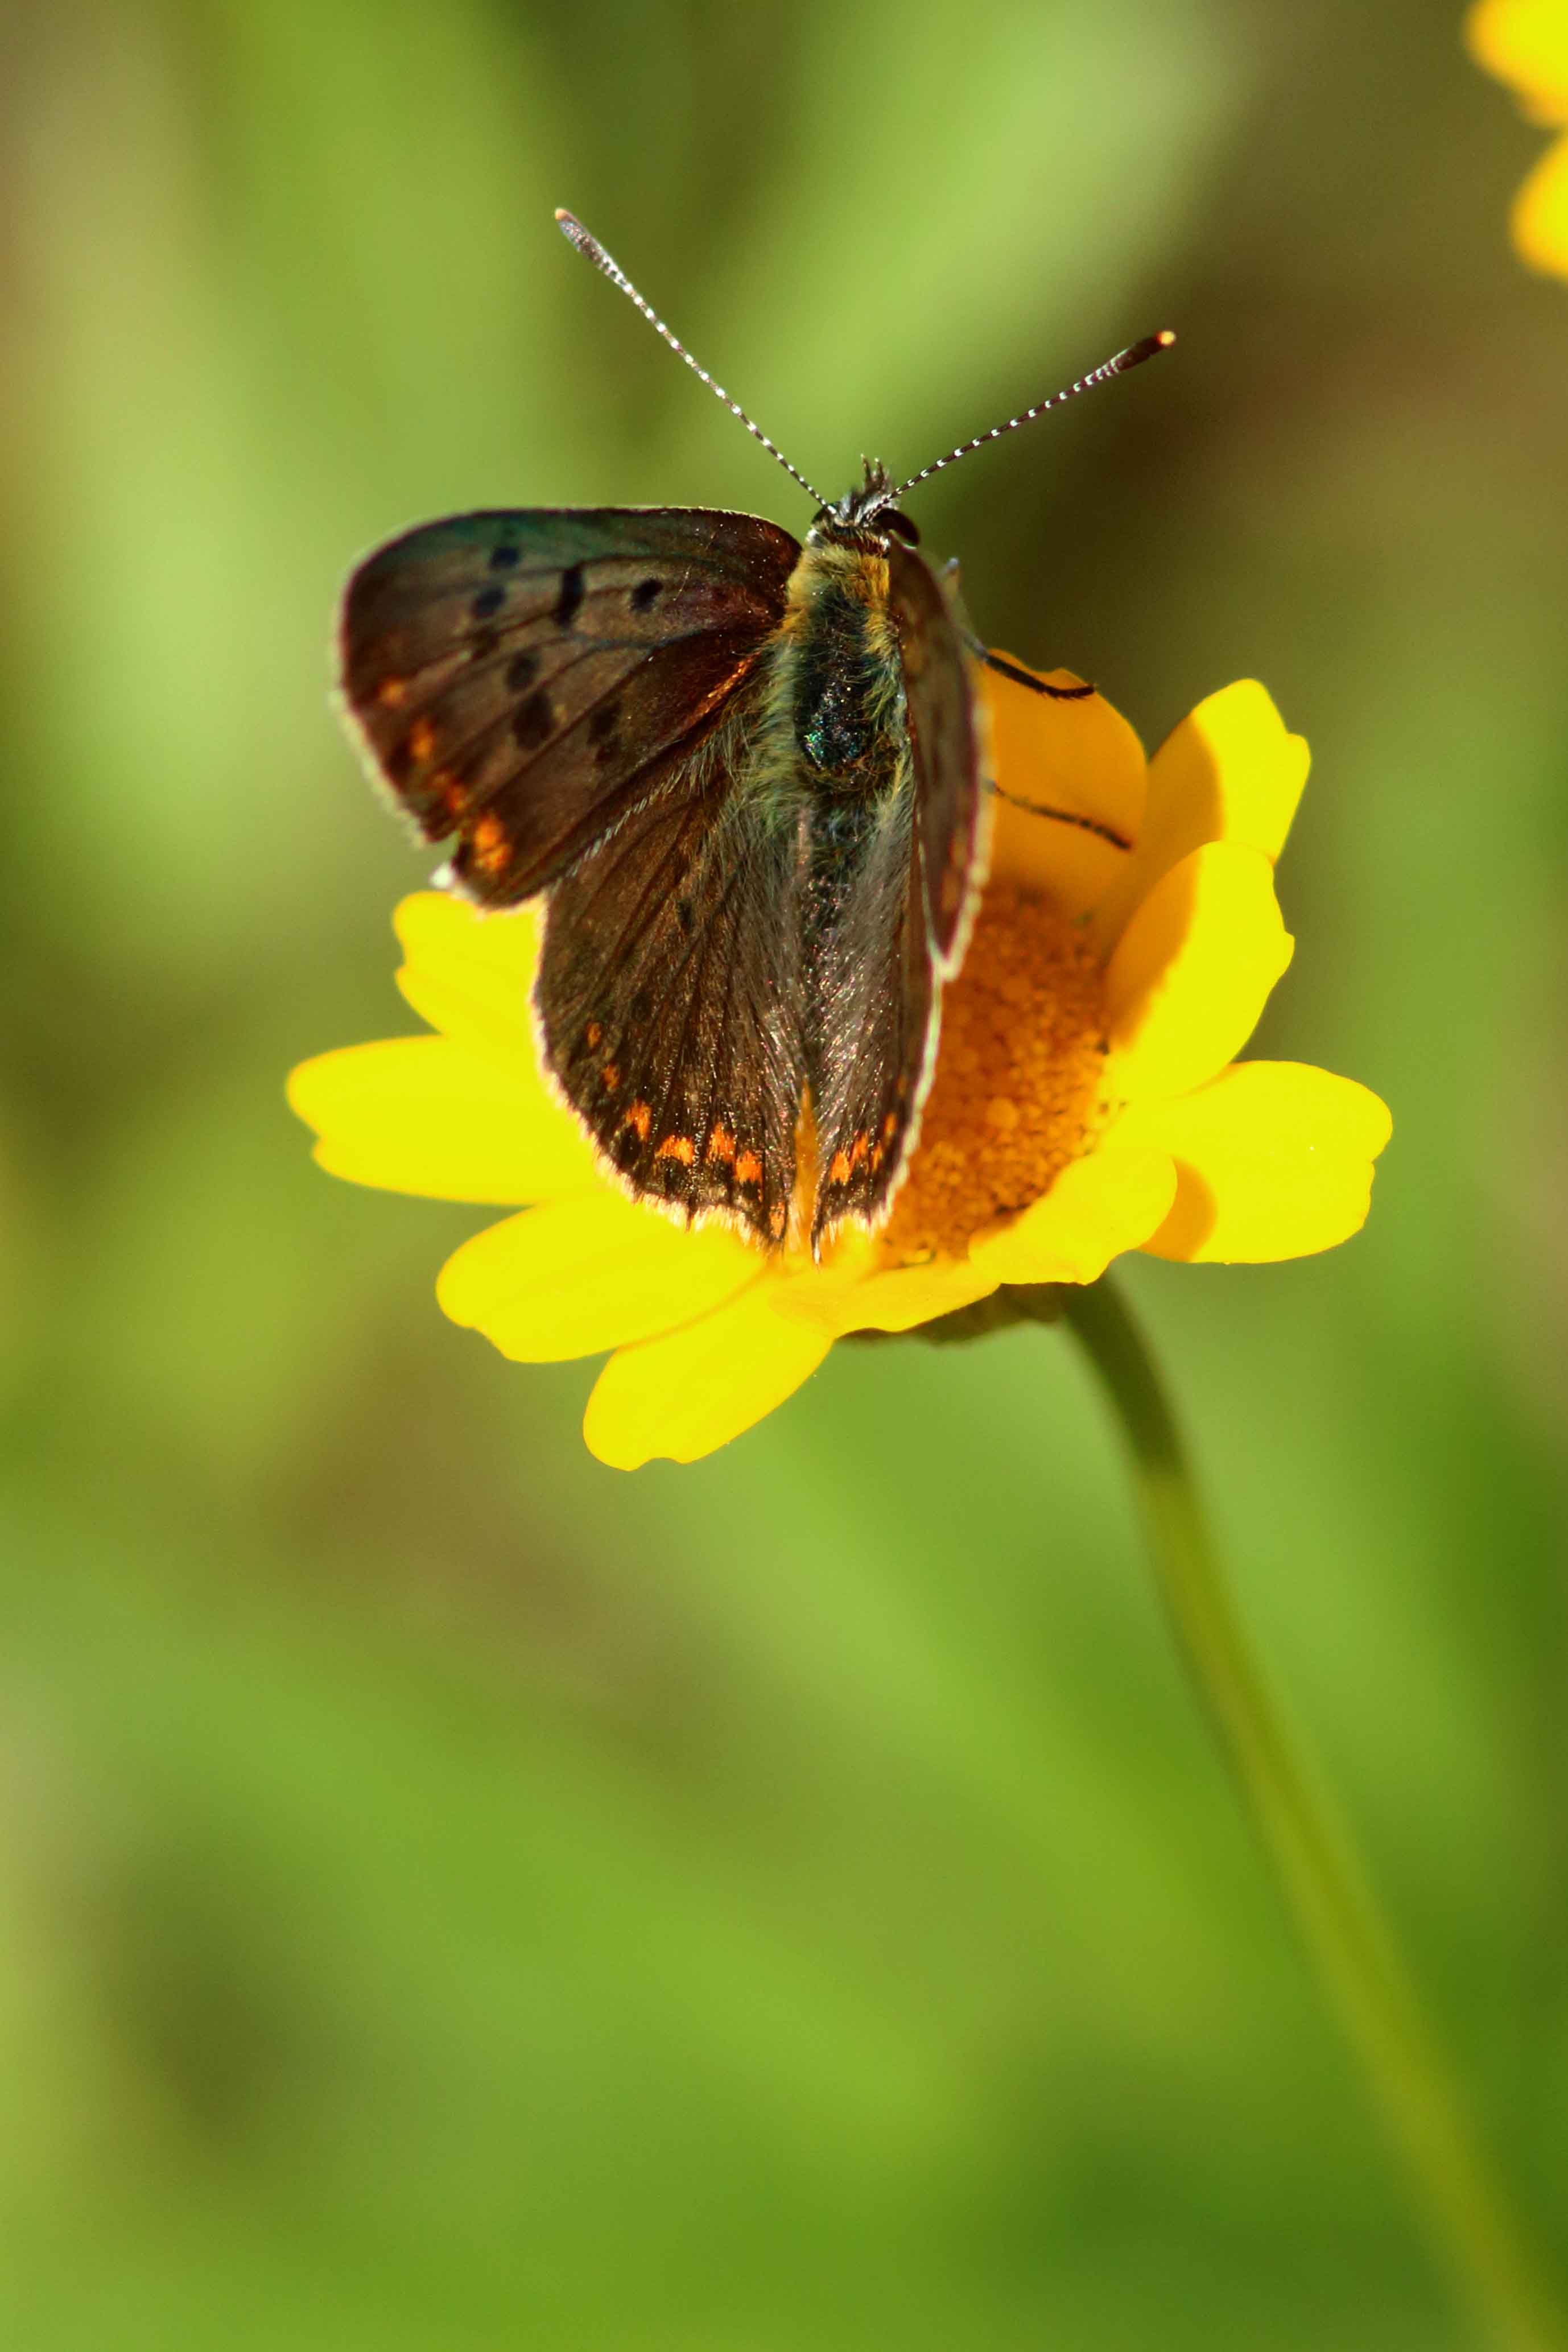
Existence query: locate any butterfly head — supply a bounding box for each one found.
[808,460,921,551]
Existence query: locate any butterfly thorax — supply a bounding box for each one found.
[777,534,906,791]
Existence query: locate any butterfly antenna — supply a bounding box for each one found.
[888,330,1175,502]
[555,210,828,508]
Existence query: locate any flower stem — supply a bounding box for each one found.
[1057,1273,1566,2352]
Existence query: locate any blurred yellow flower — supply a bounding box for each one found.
[289,666,1389,1469]
[1467,0,1568,275]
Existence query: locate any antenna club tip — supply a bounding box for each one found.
[1117,328,1177,372]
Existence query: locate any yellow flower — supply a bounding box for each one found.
[1467,0,1568,276]
[288,666,1390,1470]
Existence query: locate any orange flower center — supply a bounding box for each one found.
[881,881,1107,1263]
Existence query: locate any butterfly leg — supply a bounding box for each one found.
[975,645,1097,701]
[982,777,1131,851]
[967,634,1125,845]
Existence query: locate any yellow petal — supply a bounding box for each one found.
[584,1285,832,1468]
[393,890,544,1062]
[287,1037,597,1202]
[1467,1,1568,122]
[983,661,1147,921]
[1513,129,1568,275]
[1092,682,1307,948]
[1115,1061,1392,1262]
[772,1249,1001,1337]
[1104,843,1294,1101]
[967,1146,1177,1285]
[436,1190,758,1361]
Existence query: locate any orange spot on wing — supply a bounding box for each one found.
[408,717,436,762]
[705,1125,736,1165]
[654,1132,696,1165]
[849,1130,870,1172]
[434,773,464,818]
[768,1203,787,1239]
[377,676,407,708]
[601,1063,621,1090]
[624,1100,651,1141]
[828,1149,853,1185]
[585,1021,603,1050]
[471,813,509,874]
[881,1112,898,1141]
[735,1149,763,1187]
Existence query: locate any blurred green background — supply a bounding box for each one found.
[2,1,1566,2344]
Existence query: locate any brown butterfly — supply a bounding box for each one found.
[339,214,1170,1253]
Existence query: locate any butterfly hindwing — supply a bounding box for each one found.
[534,692,806,1246]
[340,507,800,906]
[806,787,936,1249]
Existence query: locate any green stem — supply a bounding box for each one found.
[1058,1274,1565,2352]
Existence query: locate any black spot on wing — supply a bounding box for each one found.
[554,564,586,627]
[588,697,623,768]
[512,690,555,751]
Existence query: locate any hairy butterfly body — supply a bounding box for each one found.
[337,213,1171,1256]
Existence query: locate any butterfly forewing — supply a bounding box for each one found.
[340,508,799,905]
